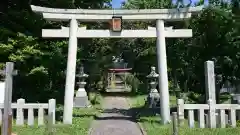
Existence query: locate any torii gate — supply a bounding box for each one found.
[31,5,203,124]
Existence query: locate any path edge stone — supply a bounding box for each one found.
[136,121,148,135]
[126,97,148,135]
[87,112,101,135]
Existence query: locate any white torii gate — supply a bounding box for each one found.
[31,5,203,124]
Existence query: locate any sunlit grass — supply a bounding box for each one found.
[128,94,240,135]
[12,92,102,135]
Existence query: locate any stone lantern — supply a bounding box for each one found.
[74,65,89,108]
[219,80,236,103]
[146,66,160,108]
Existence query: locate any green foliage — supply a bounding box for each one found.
[124,73,141,93]
[0,0,240,105]
[89,92,102,105]
[123,0,173,9]
[0,0,112,103]
[237,120,240,127]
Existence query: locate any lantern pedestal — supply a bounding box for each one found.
[76,82,87,97]
[76,88,87,97]
[74,82,90,108]
[147,90,160,108]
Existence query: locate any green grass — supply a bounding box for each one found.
[128,94,177,108]
[128,94,240,135]
[12,92,103,135]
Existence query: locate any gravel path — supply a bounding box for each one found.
[89,96,144,135]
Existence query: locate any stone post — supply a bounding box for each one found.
[74,65,89,108]
[0,62,17,135]
[172,112,178,135]
[231,94,240,120]
[205,61,216,104]
[205,61,217,128]
[146,67,160,108]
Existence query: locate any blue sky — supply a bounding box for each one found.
[111,0,206,8]
[111,0,125,8]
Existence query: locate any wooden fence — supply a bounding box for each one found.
[177,98,240,128]
[0,98,56,126]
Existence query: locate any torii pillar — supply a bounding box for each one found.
[156,20,170,124]
[63,19,78,124]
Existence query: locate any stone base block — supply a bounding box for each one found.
[76,88,87,97]
[145,92,160,108]
[74,96,89,108]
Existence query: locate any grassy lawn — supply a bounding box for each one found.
[12,92,103,135]
[128,94,240,135]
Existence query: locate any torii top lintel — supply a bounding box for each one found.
[30,5,203,22]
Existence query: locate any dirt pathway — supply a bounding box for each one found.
[89,96,144,135]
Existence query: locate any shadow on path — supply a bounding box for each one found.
[93,106,178,124]
[100,91,147,97]
[89,96,145,135]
